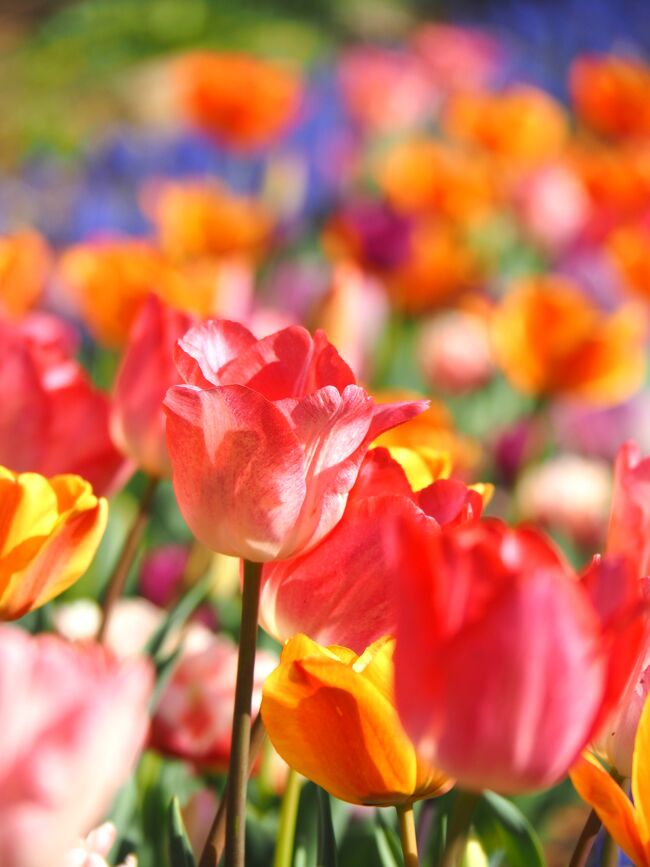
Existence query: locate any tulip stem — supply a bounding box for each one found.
[97,476,158,642]
[439,791,479,867]
[200,559,263,867]
[601,833,618,867]
[199,714,267,867]
[567,809,601,867]
[397,803,419,867]
[273,768,303,867]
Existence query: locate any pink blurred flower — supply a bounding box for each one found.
[111,294,194,477]
[516,454,612,547]
[607,441,650,578]
[417,309,494,393]
[516,163,589,252]
[338,46,434,133]
[0,627,153,867]
[63,823,137,867]
[412,24,504,93]
[139,544,190,608]
[151,634,276,770]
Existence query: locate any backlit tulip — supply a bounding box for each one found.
[0,316,130,496]
[393,517,648,792]
[491,276,646,406]
[175,52,302,150]
[260,447,483,652]
[0,230,51,319]
[111,294,194,477]
[607,441,650,579]
[151,634,277,769]
[261,634,451,806]
[0,466,107,620]
[571,696,650,867]
[164,320,427,561]
[0,627,153,867]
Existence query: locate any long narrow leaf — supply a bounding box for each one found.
[316,787,338,867]
[168,796,196,867]
[473,791,545,867]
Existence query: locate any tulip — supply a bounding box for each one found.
[411,24,503,92]
[261,633,451,806]
[570,54,650,139]
[175,52,302,150]
[0,466,107,620]
[417,309,494,394]
[151,634,277,769]
[0,626,153,867]
[392,517,648,793]
[260,447,483,652]
[607,441,650,578]
[0,316,130,496]
[571,696,650,866]
[491,275,646,406]
[164,320,427,561]
[111,294,194,477]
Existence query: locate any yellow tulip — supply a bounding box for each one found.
[261,634,452,807]
[570,697,650,866]
[0,467,108,620]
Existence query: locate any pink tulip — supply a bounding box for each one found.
[111,295,194,477]
[164,320,427,561]
[607,440,650,578]
[151,634,276,769]
[0,316,130,496]
[392,517,647,793]
[0,627,153,867]
[260,447,483,652]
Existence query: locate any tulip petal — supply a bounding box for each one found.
[417,478,483,527]
[175,319,257,388]
[570,754,648,867]
[261,636,419,805]
[368,399,430,442]
[164,384,307,561]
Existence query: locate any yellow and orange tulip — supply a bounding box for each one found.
[571,697,650,867]
[0,467,107,620]
[261,634,452,807]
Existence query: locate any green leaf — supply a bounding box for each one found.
[168,796,196,867]
[473,791,546,867]
[316,788,338,867]
[373,810,401,867]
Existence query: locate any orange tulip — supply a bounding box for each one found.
[0,230,51,319]
[175,52,302,150]
[0,467,107,620]
[444,85,568,164]
[261,634,451,806]
[491,275,646,405]
[571,697,650,867]
[143,180,272,263]
[608,223,650,301]
[571,54,650,140]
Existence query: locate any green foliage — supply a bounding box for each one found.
[473,791,546,867]
[168,797,196,867]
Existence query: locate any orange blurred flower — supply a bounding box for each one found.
[377,138,496,224]
[608,222,650,301]
[492,275,646,405]
[0,230,51,319]
[175,52,302,150]
[444,85,568,164]
[571,54,650,139]
[0,467,107,620]
[143,180,272,263]
[261,634,452,806]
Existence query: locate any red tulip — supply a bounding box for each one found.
[392,517,647,793]
[0,316,130,496]
[607,440,650,579]
[111,295,194,477]
[260,447,483,651]
[164,321,427,561]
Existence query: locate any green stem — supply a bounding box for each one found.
[97,476,158,642]
[601,833,618,867]
[273,768,303,867]
[397,803,419,867]
[567,809,601,867]
[199,560,263,867]
[439,792,479,867]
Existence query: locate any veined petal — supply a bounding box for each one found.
[164,384,307,561]
[175,319,257,387]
